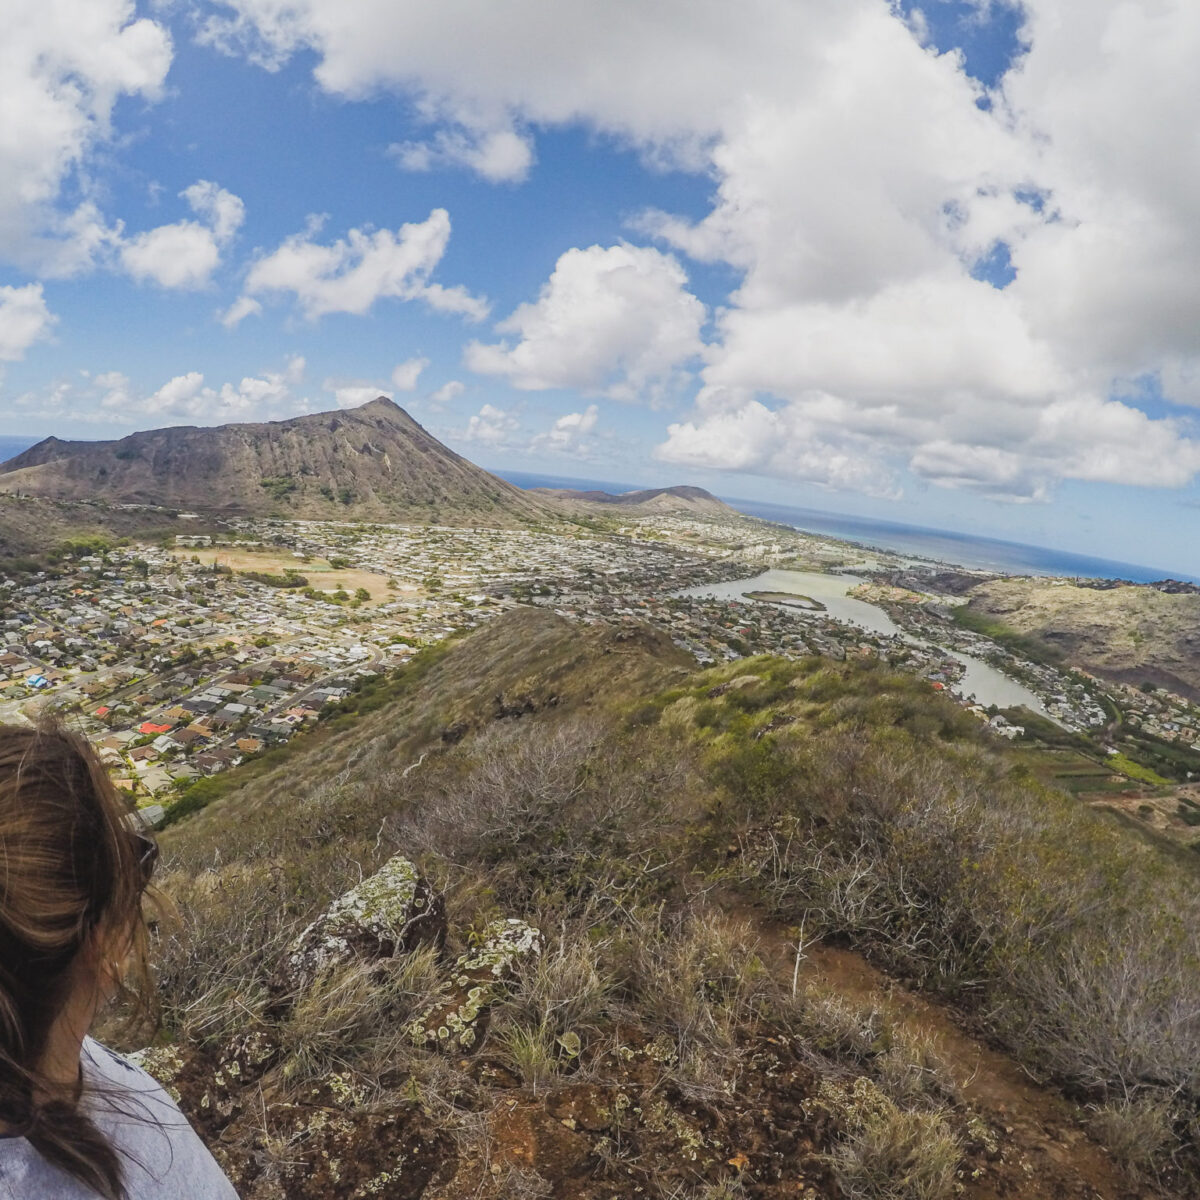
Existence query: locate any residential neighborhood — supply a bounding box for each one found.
[5,507,1200,824]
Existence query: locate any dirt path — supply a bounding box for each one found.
[720,901,1143,1200]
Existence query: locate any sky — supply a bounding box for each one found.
[3,1,1200,575]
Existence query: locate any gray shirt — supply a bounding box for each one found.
[0,1038,237,1198]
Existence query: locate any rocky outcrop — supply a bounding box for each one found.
[411,918,543,1053]
[270,854,446,1012]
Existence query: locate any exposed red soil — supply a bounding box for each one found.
[174,921,1147,1199]
[799,942,1142,1200]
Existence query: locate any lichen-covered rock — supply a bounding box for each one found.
[264,1104,451,1199]
[219,1030,279,1086]
[270,854,445,1011]
[411,918,543,1053]
[126,1045,187,1104]
[126,1041,245,1137]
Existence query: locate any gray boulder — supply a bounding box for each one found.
[270,854,445,1011]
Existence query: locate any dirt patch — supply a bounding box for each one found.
[178,547,394,603]
[1085,785,1200,851]
[797,942,1134,1199]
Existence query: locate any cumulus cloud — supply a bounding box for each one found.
[119,181,245,289]
[218,296,263,329]
[0,0,172,273]
[121,226,221,290]
[181,180,246,243]
[464,402,518,445]
[391,356,430,391]
[97,355,309,423]
[391,124,534,183]
[326,383,390,409]
[466,244,704,402]
[0,284,56,361]
[238,208,488,321]
[657,392,901,498]
[198,0,1200,500]
[427,380,464,408]
[531,404,599,456]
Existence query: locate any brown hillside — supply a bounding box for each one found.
[534,483,735,517]
[0,494,197,563]
[966,576,1200,699]
[0,398,555,525]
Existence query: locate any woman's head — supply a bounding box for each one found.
[0,720,156,1198]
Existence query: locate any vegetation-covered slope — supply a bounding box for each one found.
[0,494,201,568]
[0,398,554,525]
[965,577,1200,699]
[121,608,1199,1199]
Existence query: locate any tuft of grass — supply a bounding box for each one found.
[1086,1095,1178,1184]
[816,1077,962,1200]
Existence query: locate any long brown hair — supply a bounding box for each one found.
[0,721,155,1198]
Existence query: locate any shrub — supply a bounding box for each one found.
[1086,1095,1177,1184]
[819,1077,961,1200]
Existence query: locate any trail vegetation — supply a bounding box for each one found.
[114,608,1200,1199]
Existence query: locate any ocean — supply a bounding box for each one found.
[495,470,1197,584]
[0,436,37,465]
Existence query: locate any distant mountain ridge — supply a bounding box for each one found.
[534,483,734,515]
[0,398,551,525]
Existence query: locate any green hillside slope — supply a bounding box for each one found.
[115,608,1198,1198]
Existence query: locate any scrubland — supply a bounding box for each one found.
[117,608,1200,1198]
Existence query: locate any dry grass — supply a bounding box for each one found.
[179,547,394,602]
[127,613,1200,1194]
[819,1078,962,1200]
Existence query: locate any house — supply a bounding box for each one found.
[195,749,241,774]
[139,768,175,795]
[132,804,166,829]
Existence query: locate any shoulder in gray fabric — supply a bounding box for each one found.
[0,1038,237,1199]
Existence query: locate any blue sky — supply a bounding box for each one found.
[3,0,1200,575]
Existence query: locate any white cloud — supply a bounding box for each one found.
[119,181,245,289]
[218,295,263,328]
[99,355,308,423]
[0,0,172,273]
[189,0,1200,500]
[391,356,429,390]
[327,384,391,409]
[92,369,134,413]
[464,402,518,445]
[181,180,246,242]
[427,380,464,409]
[391,125,533,183]
[657,393,901,498]
[0,284,56,361]
[466,244,704,402]
[238,207,489,321]
[532,403,599,455]
[121,225,220,290]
